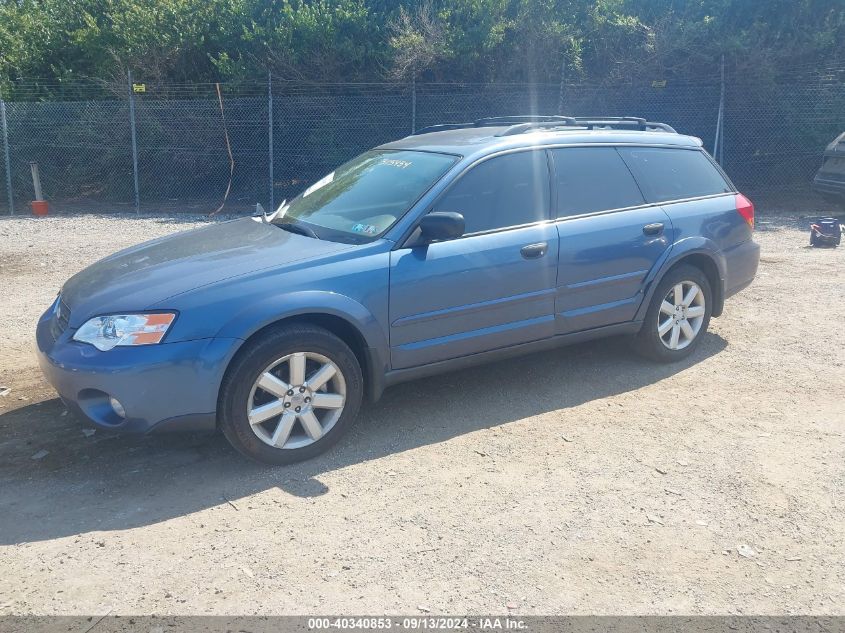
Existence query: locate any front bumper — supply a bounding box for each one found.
[36,308,240,433]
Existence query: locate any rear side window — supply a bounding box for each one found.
[618,147,732,203]
[433,151,549,234]
[551,148,645,217]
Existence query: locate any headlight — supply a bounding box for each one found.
[73,313,176,351]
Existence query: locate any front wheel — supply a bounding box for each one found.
[218,324,363,465]
[633,265,712,362]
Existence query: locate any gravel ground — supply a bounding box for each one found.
[0,213,843,615]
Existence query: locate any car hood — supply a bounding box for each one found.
[61,217,354,326]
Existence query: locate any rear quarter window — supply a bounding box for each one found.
[618,147,733,203]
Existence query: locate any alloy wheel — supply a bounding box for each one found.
[246,352,346,450]
[657,281,706,350]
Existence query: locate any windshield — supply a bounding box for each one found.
[275,150,458,243]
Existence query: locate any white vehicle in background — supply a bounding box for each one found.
[813,131,845,207]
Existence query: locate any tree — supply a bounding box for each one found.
[387,2,450,80]
[0,0,843,92]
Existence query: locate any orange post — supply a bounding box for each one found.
[28,161,48,216]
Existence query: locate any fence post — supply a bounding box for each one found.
[718,55,725,165]
[0,89,13,215]
[268,71,274,212]
[410,74,417,134]
[713,54,725,165]
[557,55,567,115]
[127,71,140,214]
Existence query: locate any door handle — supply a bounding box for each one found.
[520,242,548,259]
[643,222,664,236]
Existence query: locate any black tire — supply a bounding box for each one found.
[632,264,713,362]
[218,323,363,465]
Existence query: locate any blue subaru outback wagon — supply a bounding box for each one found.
[37,116,760,464]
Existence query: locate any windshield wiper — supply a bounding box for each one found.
[276,221,320,240]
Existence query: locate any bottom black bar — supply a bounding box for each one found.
[1,616,844,633]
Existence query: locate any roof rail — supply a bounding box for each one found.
[412,123,475,135]
[475,115,578,127]
[572,117,677,133]
[412,115,577,136]
[412,115,676,136]
[497,117,677,136]
[576,116,647,124]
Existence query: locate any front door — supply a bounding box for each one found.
[389,150,559,369]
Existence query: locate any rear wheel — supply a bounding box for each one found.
[219,324,363,465]
[633,265,712,362]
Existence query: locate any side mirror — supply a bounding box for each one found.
[418,211,465,244]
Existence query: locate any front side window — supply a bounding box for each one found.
[432,151,550,234]
[618,147,732,203]
[551,147,645,217]
[278,150,457,243]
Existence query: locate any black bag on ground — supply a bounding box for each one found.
[810,217,842,247]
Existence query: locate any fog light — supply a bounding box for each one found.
[109,396,126,418]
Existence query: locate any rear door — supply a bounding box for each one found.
[551,147,673,334]
[617,146,742,251]
[388,150,558,369]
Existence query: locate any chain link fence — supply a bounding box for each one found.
[1,67,844,216]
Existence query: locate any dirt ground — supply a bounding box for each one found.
[0,213,843,616]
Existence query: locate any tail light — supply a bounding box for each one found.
[735,193,754,230]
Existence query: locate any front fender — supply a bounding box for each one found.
[635,237,727,322]
[215,290,390,400]
[217,290,388,351]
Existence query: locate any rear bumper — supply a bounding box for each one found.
[36,310,239,433]
[722,239,760,300]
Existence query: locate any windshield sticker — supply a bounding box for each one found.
[352,223,378,235]
[302,172,334,197]
[380,158,412,169]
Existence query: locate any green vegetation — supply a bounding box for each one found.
[1,0,842,89]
